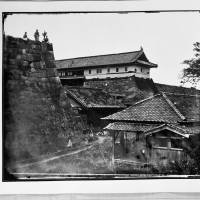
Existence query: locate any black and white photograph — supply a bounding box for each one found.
[2,1,200,182]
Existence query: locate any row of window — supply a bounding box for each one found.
[59,67,149,77]
[59,72,73,76]
[154,138,182,149]
[88,67,142,74]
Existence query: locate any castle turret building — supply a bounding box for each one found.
[55,48,157,86]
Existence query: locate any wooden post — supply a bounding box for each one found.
[112,131,116,173]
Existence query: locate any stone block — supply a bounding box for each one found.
[20,54,30,61]
[8,59,17,65]
[16,54,22,60]
[7,64,18,70]
[21,54,41,62]
[45,60,56,68]
[46,68,57,77]
[31,67,36,72]
[32,54,42,62]
[31,61,42,70]
[7,80,18,90]
[30,69,47,78]
[46,52,55,60]
[22,49,26,54]
[46,43,53,51]
[6,39,18,48]
[48,76,61,84]
[7,48,18,58]
[31,44,41,50]
[22,61,29,67]
[10,69,23,80]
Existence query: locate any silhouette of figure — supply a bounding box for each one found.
[23,32,28,40]
[42,31,49,42]
[34,29,40,41]
[67,139,72,148]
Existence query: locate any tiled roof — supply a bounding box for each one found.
[155,83,200,96]
[102,93,183,123]
[104,122,200,137]
[55,49,157,69]
[65,86,125,108]
[166,93,200,122]
[104,122,159,132]
[183,125,200,135]
[145,123,200,137]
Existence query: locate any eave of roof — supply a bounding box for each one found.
[104,122,200,138]
[104,122,159,132]
[136,60,158,68]
[55,49,157,69]
[145,124,190,138]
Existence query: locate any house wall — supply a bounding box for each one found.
[113,131,147,161]
[84,65,150,79]
[111,129,190,173]
[146,130,188,166]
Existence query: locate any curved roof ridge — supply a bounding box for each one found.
[130,49,144,62]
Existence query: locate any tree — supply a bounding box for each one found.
[182,42,200,86]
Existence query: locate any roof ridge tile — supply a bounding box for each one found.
[162,92,186,121]
[55,50,142,62]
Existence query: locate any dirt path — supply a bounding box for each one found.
[16,136,106,169]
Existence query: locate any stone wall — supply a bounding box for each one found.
[84,76,158,105]
[3,35,84,169]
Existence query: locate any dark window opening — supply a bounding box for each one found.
[107,68,110,73]
[89,69,91,74]
[116,67,119,72]
[157,138,168,148]
[96,69,102,74]
[67,72,72,76]
[171,139,182,149]
[136,132,139,141]
[125,67,128,72]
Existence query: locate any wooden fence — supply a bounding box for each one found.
[151,147,188,163]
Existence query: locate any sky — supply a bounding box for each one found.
[4,12,200,87]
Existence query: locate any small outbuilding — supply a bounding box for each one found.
[64,86,126,132]
[103,92,200,167]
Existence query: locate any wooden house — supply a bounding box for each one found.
[102,92,200,168]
